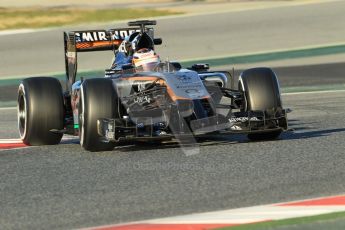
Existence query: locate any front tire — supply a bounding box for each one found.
[79,78,117,151]
[239,67,283,141]
[17,77,64,145]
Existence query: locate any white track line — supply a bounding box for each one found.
[138,205,345,225]
[0,139,22,144]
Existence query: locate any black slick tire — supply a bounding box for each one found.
[79,78,117,151]
[17,77,64,145]
[239,67,283,141]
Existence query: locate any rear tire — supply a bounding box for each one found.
[239,67,283,141]
[79,78,117,151]
[17,77,64,145]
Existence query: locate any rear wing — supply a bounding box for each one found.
[64,20,162,91]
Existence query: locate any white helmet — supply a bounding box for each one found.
[132,48,160,71]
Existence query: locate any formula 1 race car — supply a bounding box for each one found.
[17,20,288,151]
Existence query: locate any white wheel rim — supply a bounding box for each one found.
[79,84,85,147]
[17,83,28,140]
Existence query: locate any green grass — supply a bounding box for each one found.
[0,7,182,30]
[217,211,345,230]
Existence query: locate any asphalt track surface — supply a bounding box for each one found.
[1,88,345,229]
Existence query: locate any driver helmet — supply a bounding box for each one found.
[118,39,132,56]
[118,32,139,56]
[132,48,160,71]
